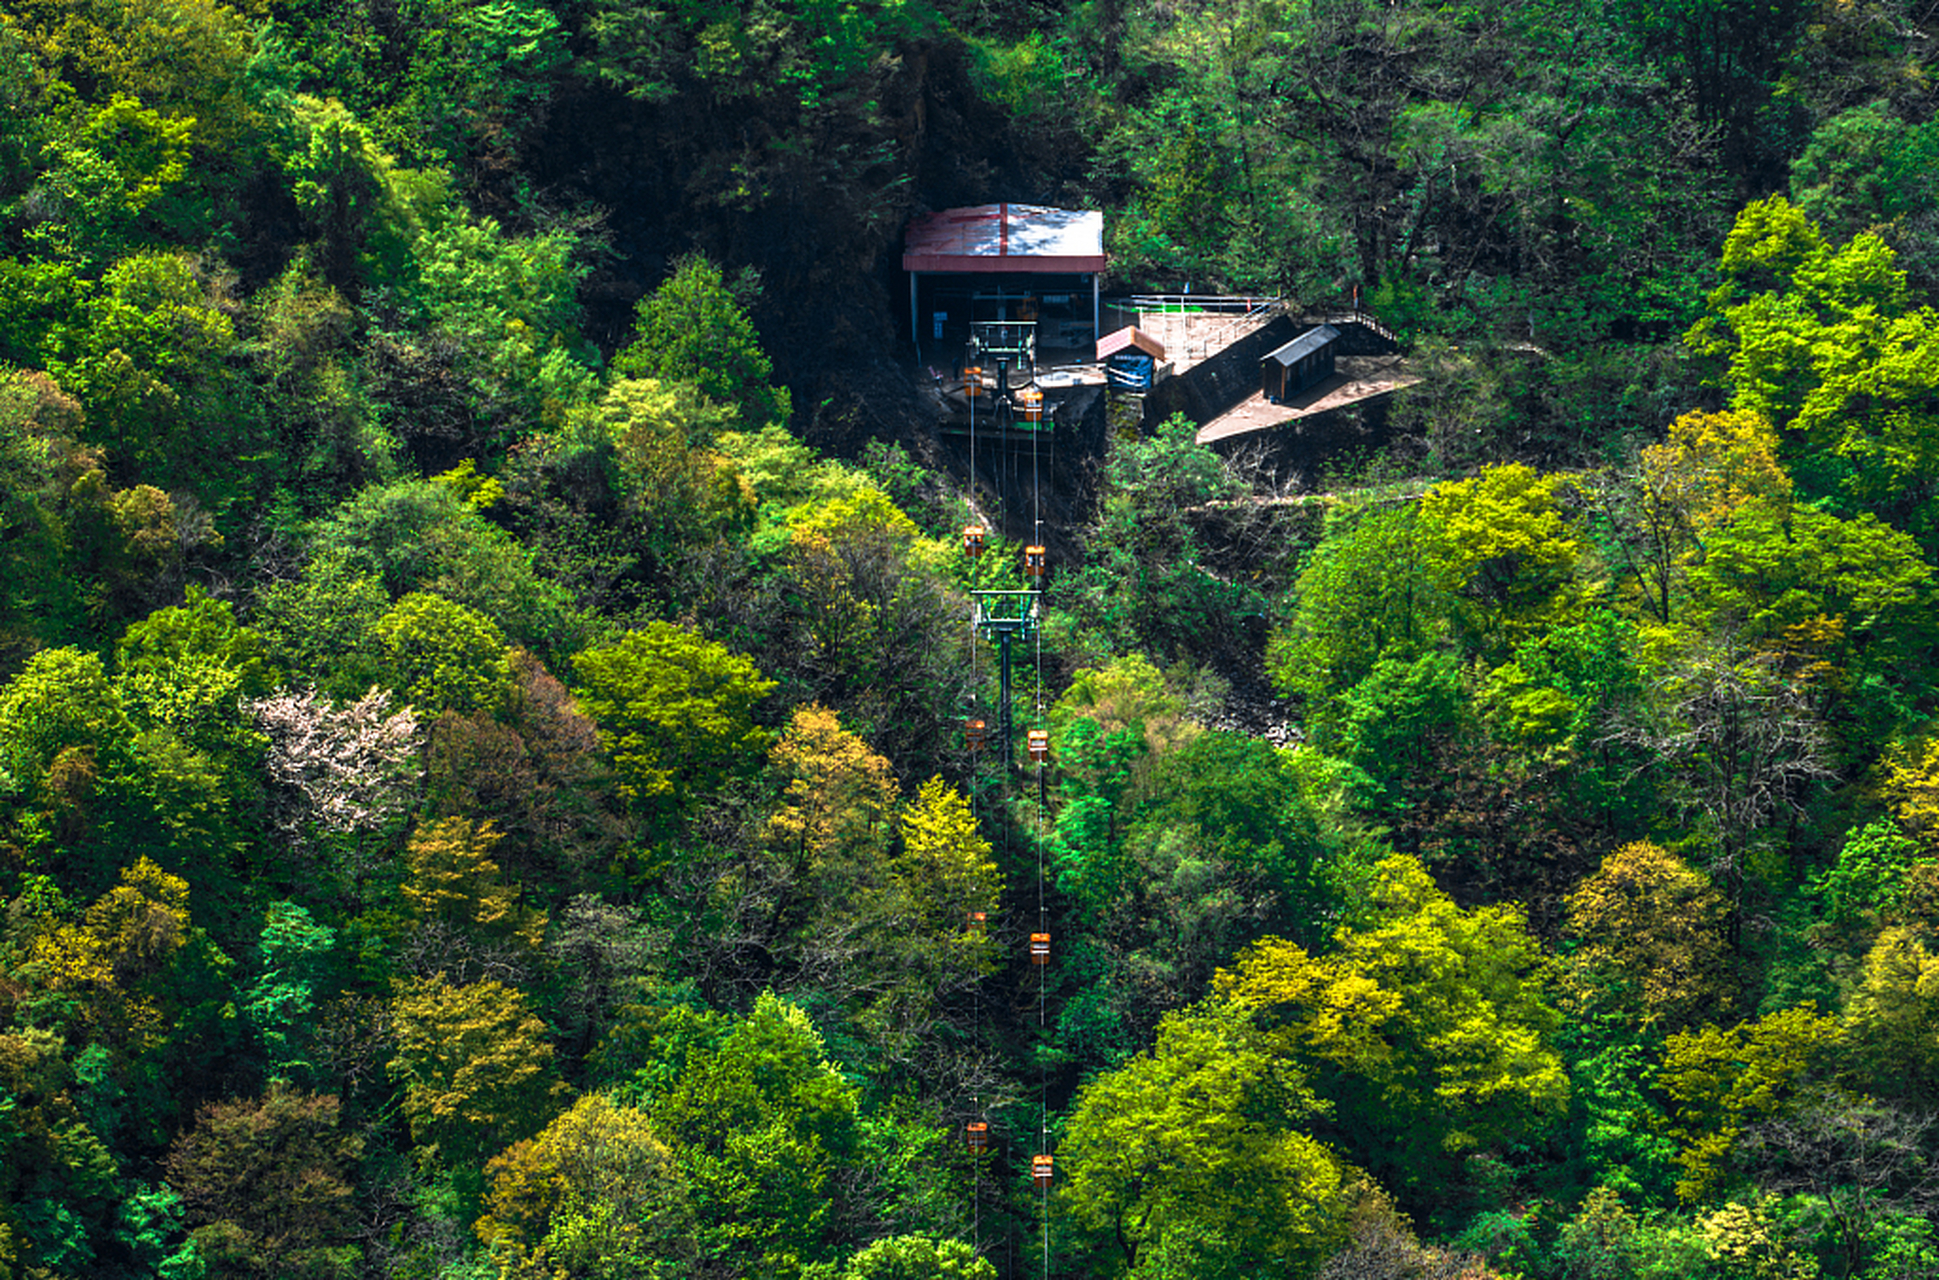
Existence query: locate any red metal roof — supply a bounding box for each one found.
[903,204,1105,274]
[1096,326,1165,361]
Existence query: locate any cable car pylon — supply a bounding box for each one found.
[970,586,1038,772]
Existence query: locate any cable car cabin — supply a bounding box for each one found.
[1017,388,1043,424]
[1262,324,1341,403]
[963,525,987,557]
[967,1122,990,1155]
[1032,1154,1053,1187]
[1023,545,1046,578]
[1030,932,1051,964]
[1027,728,1049,763]
[963,365,982,397]
[968,910,987,932]
[965,718,990,751]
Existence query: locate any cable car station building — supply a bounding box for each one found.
[903,204,1105,368]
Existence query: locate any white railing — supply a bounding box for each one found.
[1182,297,1291,363]
[1099,296,1401,365]
[1119,294,1275,314]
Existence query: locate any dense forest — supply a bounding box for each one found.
[7,0,1939,1275]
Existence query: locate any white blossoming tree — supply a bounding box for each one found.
[250,686,422,894]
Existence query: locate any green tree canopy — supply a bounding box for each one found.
[614,254,790,430]
[1059,999,1347,1279]
[1267,503,1444,740]
[1689,196,1939,540]
[830,1234,994,1280]
[571,621,775,813]
[1218,854,1567,1205]
[622,992,861,1279]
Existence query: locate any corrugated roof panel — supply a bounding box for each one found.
[1263,325,1341,367]
[904,204,1106,273]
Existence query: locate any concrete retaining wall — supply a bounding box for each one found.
[1141,316,1298,428]
[1138,316,1399,429]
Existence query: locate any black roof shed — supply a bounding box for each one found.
[1262,324,1340,402]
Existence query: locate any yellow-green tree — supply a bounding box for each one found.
[51,251,241,484]
[1695,1197,1821,1280]
[775,475,959,710]
[1565,841,1732,1031]
[1048,652,1198,755]
[1266,503,1445,736]
[387,973,565,1169]
[373,591,515,719]
[761,713,1001,1061]
[403,818,546,949]
[7,0,254,148]
[1643,409,1794,532]
[0,645,128,787]
[855,775,1002,1056]
[25,855,192,1049]
[765,703,898,869]
[1608,408,1792,623]
[572,621,775,812]
[896,776,1002,935]
[1878,736,1939,845]
[836,1235,995,1280]
[1677,503,1932,696]
[1416,463,1583,656]
[1059,999,1348,1278]
[1217,854,1566,1198]
[477,1092,695,1280]
[1656,1005,1844,1203]
[569,376,753,558]
[1843,926,1939,1104]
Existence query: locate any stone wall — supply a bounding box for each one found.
[1202,392,1403,488]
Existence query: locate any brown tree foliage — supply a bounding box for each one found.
[165,1083,365,1280]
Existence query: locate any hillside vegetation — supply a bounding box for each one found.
[6,0,1939,1277]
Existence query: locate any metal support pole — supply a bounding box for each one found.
[997,629,1014,774]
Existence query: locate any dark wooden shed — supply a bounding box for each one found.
[1262,324,1340,402]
